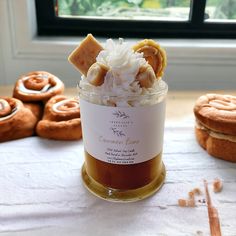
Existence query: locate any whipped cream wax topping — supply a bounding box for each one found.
[96,38,146,88]
[82,39,147,94]
[79,38,167,106]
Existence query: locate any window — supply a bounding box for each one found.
[36,0,236,38]
[56,0,191,21]
[205,0,236,22]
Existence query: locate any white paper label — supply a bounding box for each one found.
[80,99,166,164]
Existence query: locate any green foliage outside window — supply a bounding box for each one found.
[57,0,236,20]
[57,0,190,16]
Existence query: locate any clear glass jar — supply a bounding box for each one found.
[79,80,168,202]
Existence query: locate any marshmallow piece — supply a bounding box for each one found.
[136,64,156,88]
[87,63,109,86]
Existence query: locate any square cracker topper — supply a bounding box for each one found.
[68,34,103,76]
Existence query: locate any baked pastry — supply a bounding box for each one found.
[13,71,64,102]
[36,95,82,140]
[23,102,43,121]
[194,94,236,162]
[0,97,39,142]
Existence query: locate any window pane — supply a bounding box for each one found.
[205,0,236,22]
[56,0,191,21]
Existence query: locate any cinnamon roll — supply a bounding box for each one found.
[194,94,236,162]
[13,71,64,102]
[23,103,43,121]
[0,97,39,142]
[36,95,82,140]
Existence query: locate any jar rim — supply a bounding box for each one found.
[78,80,168,99]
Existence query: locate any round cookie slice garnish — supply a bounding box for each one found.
[133,39,167,78]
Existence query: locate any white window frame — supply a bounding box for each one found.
[1,0,236,89]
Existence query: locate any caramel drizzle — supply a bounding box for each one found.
[204,180,222,236]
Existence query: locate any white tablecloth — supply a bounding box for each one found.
[1,122,236,235]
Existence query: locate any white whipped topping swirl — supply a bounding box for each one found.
[96,38,146,90]
[79,39,167,107]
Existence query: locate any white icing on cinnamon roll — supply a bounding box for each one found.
[13,71,64,102]
[0,98,19,121]
[52,99,79,113]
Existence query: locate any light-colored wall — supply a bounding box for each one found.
[0,0,8,85]
[0,0,81,88]
[0,0,236,90]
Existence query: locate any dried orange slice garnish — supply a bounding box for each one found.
[133,39,167,78]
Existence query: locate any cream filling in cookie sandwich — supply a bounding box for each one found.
[195,120,236,143]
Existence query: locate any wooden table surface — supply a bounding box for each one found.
[0,86,236,236]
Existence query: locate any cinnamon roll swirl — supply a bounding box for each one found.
[0,97,39,142]
[194,94,236,162]
[13,71,64,102]
[36,95,82,140]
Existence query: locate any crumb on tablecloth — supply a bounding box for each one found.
[178,179,223,207]
[213,178,223,193]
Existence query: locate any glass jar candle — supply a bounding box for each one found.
[79,80,168,202]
